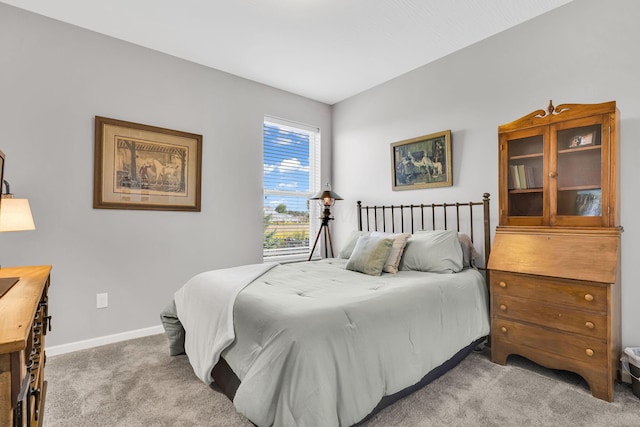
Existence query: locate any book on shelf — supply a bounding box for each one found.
[509,165,520,189]
[509,164,536,190]
[524,166,535,189]
[517,164,527,189]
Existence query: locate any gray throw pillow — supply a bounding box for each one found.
[346,234,393,276]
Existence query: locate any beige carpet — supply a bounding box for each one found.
[43,334,640,426]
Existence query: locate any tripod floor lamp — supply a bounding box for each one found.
[308,184,342,261]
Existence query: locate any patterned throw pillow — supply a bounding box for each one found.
[375,232,410,273]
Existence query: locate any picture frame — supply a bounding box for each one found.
[574,189,601,216]
[94,116,202,211]
[569,131,595,148]
[391,130,452,191]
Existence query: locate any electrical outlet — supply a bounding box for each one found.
[96,292,108,309]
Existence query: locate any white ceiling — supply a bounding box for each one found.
[2,0,573,105]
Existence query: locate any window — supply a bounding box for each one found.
[263,117,320,260]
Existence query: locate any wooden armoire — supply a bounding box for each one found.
[487,101,622,402]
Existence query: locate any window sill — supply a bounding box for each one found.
[264,254,311,264]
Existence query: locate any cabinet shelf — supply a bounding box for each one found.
[509,188,543,194]
[510,153,543,160]
[558,145,601,155]
[558,185,601,192]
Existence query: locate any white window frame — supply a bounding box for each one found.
[263,116,321,262]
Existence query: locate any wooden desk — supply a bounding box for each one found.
[0,266,52,427]
[488,229,620,402]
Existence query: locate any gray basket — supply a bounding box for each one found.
[622,347,640,399]
[630,363,640,399]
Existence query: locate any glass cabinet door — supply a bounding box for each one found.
[500,127,548,226]
[550,116,607,227]
[498,101,617,229]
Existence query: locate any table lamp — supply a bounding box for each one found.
[0,180,36,296]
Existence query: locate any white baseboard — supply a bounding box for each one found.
[45,325,164,357]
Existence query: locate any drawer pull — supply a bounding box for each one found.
[31,387,41,421]
[44,315,52,333]
[584,294,594,302]
[585,321,595,329]
[499,281,507,288]
[585,348,594,357]
[500,327,507,333]
[500,304,507,311]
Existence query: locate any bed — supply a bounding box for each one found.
[162,193,492,427]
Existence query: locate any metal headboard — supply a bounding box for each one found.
[356,193,491,269]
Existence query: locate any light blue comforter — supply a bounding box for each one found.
[217,259,490,427]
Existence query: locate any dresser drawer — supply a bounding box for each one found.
[492,295,607,339]
[0,266,52,427]
[491,271,607,312]
[492,318,607,366]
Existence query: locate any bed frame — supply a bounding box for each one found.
[211,193,492,425]
[356,192,492,269]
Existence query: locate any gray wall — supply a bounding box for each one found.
[0,3,332,347]
[332,0,640,348]
[2,0,640,352]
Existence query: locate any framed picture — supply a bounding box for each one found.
[94,116,202,211]
[391,130,452,191]
[574,189,601,216]
[569,131,595,148]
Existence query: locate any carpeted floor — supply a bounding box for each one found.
[43,334,640,426]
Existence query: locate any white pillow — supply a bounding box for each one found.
[399,229,463,273]
[338,231,367,259]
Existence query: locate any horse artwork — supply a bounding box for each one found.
[390,130,452,191]
[115,140,186,194]
[150,158,181,189]
[94,116,202,211]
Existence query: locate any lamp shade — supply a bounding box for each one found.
[310,189,343,207]
[0,198,35,232]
